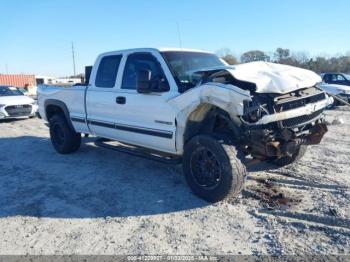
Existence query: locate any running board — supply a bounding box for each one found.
[94,138,182,165]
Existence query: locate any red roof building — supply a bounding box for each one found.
[0,74,36,88]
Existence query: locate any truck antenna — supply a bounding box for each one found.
[71,42,76,76]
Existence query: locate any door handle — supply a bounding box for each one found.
[116,96,126,104]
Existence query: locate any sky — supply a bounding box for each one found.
[1,0,349,76]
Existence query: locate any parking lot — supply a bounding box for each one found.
[0,108,349,255]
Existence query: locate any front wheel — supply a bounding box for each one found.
[183,135,246,202]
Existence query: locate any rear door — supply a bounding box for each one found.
[86,53,123,138]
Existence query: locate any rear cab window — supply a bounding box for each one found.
[95,55,122,88]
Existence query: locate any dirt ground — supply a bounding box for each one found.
[0,108,349,255]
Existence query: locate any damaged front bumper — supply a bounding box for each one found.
[253,123,328,159]
[253,96,333,126]
[244,121,328,160]
[240,88,332,160]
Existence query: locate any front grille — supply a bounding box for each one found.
[281,110,323,128]
[274,92,326,112]
[5,105,32,117]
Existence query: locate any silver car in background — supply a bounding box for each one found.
[0,85,38,119]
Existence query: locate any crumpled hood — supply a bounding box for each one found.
[226,62,322,94]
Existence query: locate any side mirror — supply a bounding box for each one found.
[137,69,152,93]
[137,69,170,93]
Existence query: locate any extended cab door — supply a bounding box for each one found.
[85,53,124,138]
[86,51,178,154]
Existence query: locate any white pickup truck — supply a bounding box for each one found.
[38,48,333,202]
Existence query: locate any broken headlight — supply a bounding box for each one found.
[242,100,269,123]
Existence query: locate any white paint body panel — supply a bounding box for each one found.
[227,62,322,94]
[37,85,89,133]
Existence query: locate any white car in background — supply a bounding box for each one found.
[319,82,350,104]
[0,85,38,120]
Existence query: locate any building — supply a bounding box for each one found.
[0,74,36,88]
[0,74,38,95]
[35,75,55,85]
[0,74,83,95]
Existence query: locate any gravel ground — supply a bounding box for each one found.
[0,108,349,255]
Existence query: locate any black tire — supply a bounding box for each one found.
[49,114,81,154]
[272,145,307,167]
[183,135,247,202]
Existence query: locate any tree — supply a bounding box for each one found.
[274,48,290,62]
[219,47,350,73]
[222,54,238,65]
[293,52,309,65]
[216,48,238,65]
[241,50,270,63]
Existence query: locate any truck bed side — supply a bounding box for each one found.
[37,85,89,133]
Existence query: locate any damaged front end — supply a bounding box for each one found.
[171,61,333,159]
[241,87,331,160]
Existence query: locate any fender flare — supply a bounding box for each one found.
[44,99,75,131]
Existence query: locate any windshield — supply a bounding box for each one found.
[161,51,226,91]
[343,74,350,81]
[0,86,24,96]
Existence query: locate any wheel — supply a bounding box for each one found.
[183,135,247,202]
[272,145,307,167]
[49,114,81,154]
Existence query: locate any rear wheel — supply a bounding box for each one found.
[272,145,307,167]
[49,114,81,154]
[183,135,246,202]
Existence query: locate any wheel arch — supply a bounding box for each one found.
[178,103,241,153]
[44,99,75,131]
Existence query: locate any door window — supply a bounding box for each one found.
[335,74,346,81]
[95,55,122,88]
[121,53,168,90]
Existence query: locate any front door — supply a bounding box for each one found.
[110,52,177,154]
[86,52,178,154]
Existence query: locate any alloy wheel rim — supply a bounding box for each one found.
[190,147,222,189]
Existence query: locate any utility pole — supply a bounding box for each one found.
[71,42,76,76]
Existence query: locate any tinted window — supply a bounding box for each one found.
[343,74,350,81]
[0,86,23,96]
[335,74,346,81]
[324,74,332,83]
[95,55,122,88]
[121,53,166,90]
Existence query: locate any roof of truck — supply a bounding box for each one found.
[99,48,213,57]
[158,47,212,53]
